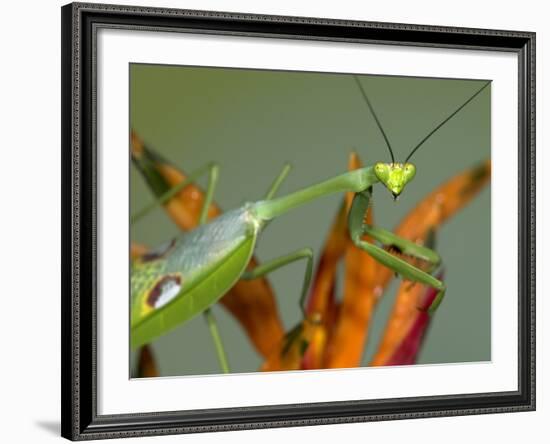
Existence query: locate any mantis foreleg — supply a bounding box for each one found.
[349,190,446,315]
[364,225,441,273]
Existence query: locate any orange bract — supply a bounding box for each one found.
[261,316,320,372]
[369,280,427,366]
[323,153,386,369]
[293,155,490,370]
[131,242,149,260]
[299,203,346,370]
[136,344,159,378]
[370,160,491,366]
[395,159,491,242]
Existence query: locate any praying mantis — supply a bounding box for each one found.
[130,74,491,374]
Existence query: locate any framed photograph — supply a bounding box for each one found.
[61,2,535,440]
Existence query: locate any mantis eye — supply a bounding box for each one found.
[374,163,390,183]
[375,163,389,175]
[374,163,388,180]
[403,163,416,182]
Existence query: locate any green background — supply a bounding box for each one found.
[130,64,491,377]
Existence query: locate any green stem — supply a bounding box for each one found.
[204,308,230,373]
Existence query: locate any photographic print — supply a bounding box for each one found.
[62,3,535,439]
[129,65,491,378]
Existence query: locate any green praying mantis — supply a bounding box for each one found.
[130,75,490,373]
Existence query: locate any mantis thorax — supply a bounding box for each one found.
[374,162,416,199]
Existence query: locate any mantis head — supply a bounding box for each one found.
[354,75,489,200]
[374,162,416,200]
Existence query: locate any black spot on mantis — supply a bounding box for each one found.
[147,274,183,309]
[385,244,404,255]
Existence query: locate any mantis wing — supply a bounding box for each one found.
[131,236,256,349]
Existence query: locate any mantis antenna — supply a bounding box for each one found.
[353,75,395,164]
[405,81,491,162]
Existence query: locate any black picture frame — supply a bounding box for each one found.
[61,2,536,440]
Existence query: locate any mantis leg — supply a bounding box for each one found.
[185,163,231,373]
[202,165,293,371]
[363,225,441,273]
[197,163,219,225]
[264,163,292,200]
[203,309,230,373]
[241,248,314,318]
[131,162,219,224]
[349,190,446,314]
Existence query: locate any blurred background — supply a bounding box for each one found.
[130,64,491,377]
